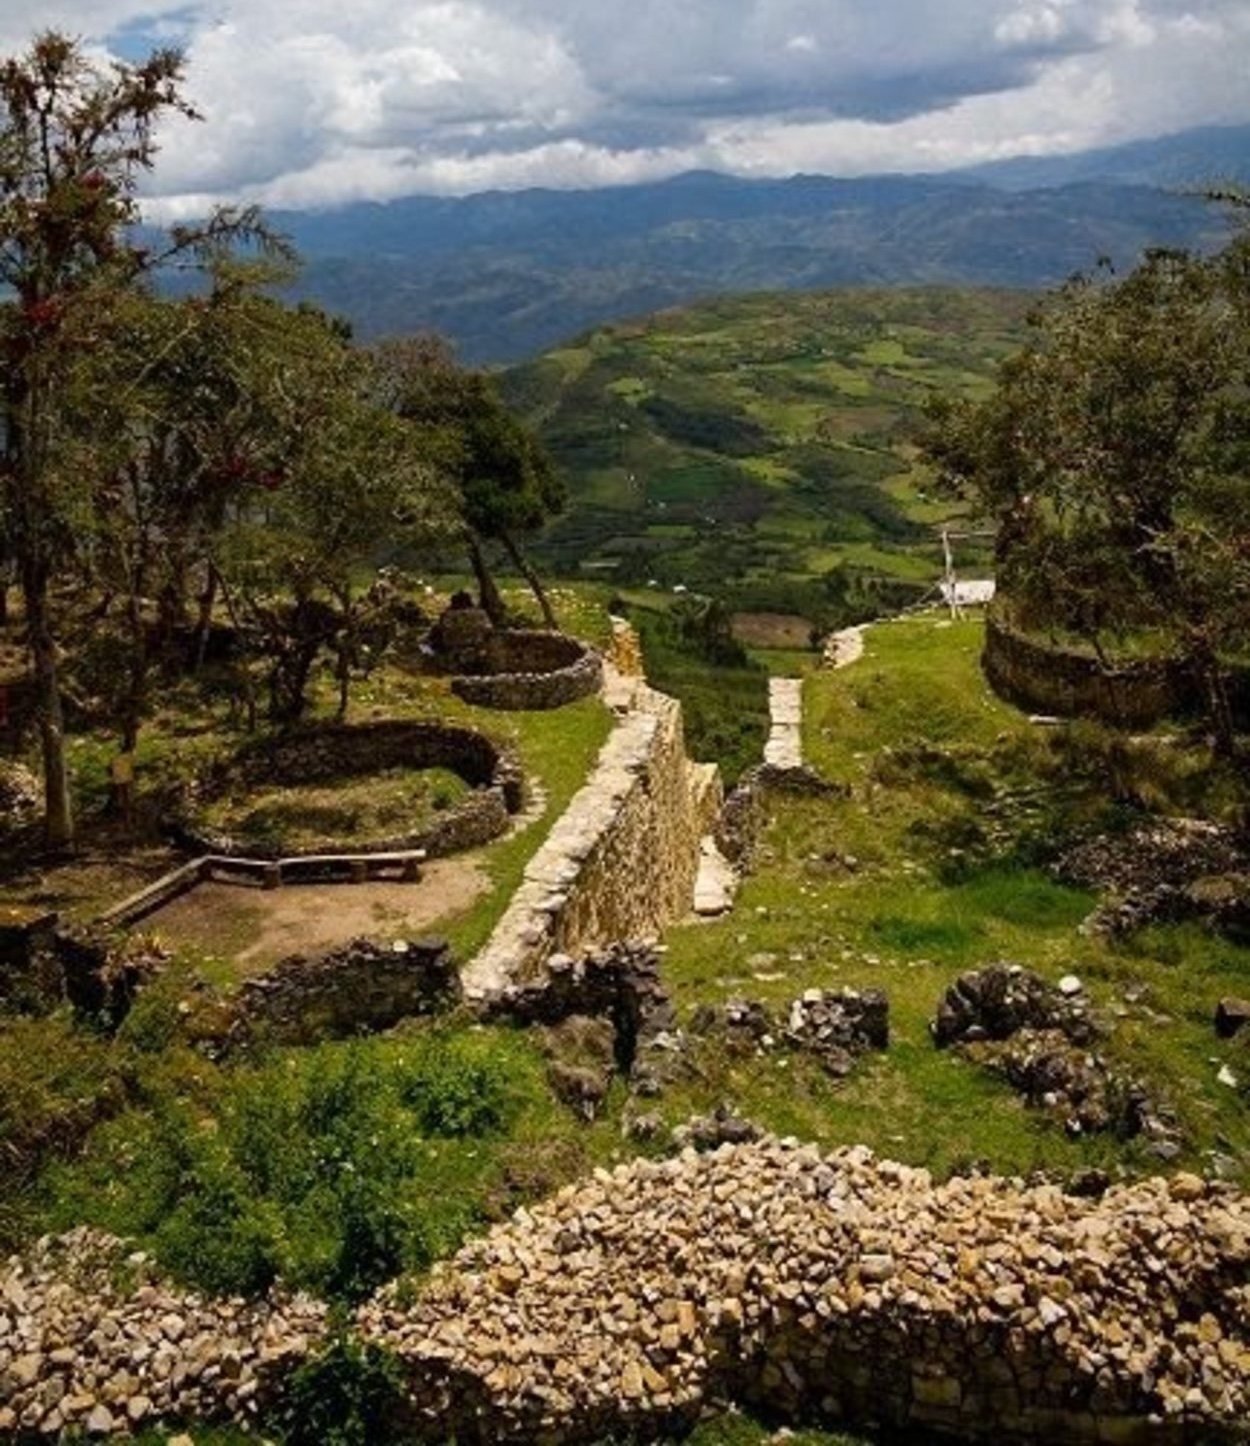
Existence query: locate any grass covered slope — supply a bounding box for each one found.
[660,616,1250,1182]
[504,288,1030,624]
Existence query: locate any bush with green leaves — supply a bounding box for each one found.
[41,1028,553,1301]
[267,1336,407,1446]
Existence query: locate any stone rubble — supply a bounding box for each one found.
[359,1140,1250,1444]
[933,965,1178,1149]
[691,988,889,1079]
[1053,818,1250,939]
[0,1230,326,1439]
[933,962,1100,1048]
[4,1148,1248,1443]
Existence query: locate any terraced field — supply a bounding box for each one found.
[504,287,1030,631]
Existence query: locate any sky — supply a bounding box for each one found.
[2,0,1248,215]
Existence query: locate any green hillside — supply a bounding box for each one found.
[504,287,1032,629]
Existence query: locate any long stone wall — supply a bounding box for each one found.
[463,667,721,999]
[363,1141,1250,1445]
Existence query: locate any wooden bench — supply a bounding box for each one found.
[98,849,426,928]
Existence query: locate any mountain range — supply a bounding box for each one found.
[269,123,1250,362]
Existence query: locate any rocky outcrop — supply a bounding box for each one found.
[361,1140,1250,1444]
[464,676,720,997]
[0,1230,326,1439]
[1216,998,1250,1040]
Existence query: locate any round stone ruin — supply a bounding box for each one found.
[425,594,603,711]
[171,717,523,863]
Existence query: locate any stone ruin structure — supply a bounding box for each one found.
[172,718,523,862]
[425,596,603,711]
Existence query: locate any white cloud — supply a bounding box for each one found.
[1,0,1246,210]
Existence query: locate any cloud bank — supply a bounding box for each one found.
[3,0,1248,212]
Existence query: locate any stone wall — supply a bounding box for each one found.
[983,611,1190,727]
[464,674,721,997]
[716,763,846,870]
[365,1141,1250,1445]
[451,633,603,712]
[173,720,522,861]
[223,936,461,1049]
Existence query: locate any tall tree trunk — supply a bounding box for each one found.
[501,530,558,629]
[466,533,507,627]
[192,562,218,672]
[21,562,73,849]
[1195,645,1237,760]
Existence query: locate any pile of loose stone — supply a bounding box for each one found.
[0,1229,325,1438]
[361,1139,1250,1444]
[691,987,889,1078]
[933,963,1179,1150]
[1053,817,1250,938]
[5,1148,1248,1443]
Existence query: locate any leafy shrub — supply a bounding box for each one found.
[40,1030,555,1302]
[270,1336,407,1446]
[394,1031,518,1138]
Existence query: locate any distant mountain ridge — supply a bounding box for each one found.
[951,122,1250,192]
[266,123,1248,361]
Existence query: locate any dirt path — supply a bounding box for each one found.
[147,857,489,972]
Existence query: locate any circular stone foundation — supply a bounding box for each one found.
[171,720,523,861]
[450,630,603,711]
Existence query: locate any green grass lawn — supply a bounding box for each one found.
[659,613,1250,1183]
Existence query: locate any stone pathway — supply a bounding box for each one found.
[763,677,803,769]
[823,624,865,669]
[692,835,737,917]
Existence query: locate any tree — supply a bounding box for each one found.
[374,337,565,627]
[212,304,455,724]
[0,32,273,844]
[922,242,1250,755]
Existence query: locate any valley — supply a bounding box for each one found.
[506,287,1026,636]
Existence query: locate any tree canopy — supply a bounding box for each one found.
[922,239,1250,753]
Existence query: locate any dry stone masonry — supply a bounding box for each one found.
[0,1230,326,1439]
[764,677,804,769]
[464,668,720,998]
[218,936,460,1049]
[361,1140,1250,1444]
[173,719,522,862]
